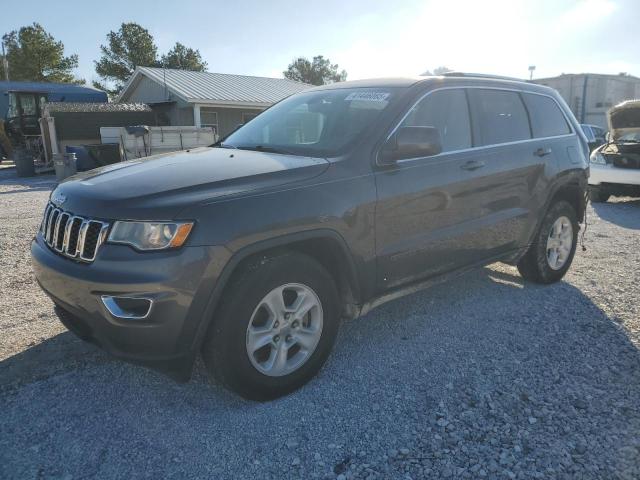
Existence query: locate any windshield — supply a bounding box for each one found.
[221,87,400,157]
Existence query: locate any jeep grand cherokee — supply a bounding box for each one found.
[32,75,589,400]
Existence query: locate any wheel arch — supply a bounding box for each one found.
[547,173,588,221]
[191,229,362,352]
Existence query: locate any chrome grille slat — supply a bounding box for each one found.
[39,203,109,263]
[62,215,74,253]
[77,221,90,259]
[46,208,58,243]
[41,204,53,233]
[55,213,70,252]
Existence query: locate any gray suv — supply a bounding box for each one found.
[32,75,589,400]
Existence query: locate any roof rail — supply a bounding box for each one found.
[441,72,525,82]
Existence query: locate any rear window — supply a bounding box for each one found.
[523,93,571,138]
[469,89,531,146]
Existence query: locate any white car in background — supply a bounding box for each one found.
[589,100,640,202]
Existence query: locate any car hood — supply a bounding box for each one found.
[51,147,329,219]
[608,100,640,141]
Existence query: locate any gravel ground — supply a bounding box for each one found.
[1,166,639,479]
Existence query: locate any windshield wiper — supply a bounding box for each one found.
[236,145,296,156]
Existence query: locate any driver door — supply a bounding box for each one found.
[374,88,490,290]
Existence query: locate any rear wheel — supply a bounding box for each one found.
[202,252,340,401]
[517,201,578,284]
[589,186,610,203]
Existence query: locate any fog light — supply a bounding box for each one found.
[101,296,153,320]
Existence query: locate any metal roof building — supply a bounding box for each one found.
[117,67,311,137]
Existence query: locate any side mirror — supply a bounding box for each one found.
[380,126,442,163]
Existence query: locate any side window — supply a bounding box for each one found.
[523,93,571,138]
[581,125,595,142]
[401,89,471,152]
[468,89,531,146]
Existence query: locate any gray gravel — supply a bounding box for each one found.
[1,166,639,479]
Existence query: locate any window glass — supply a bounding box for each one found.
[224,88,398,157]
[400,89,471,152]
[242,112,259,123]
[200,108,218,134]
[261,104,324,144]
[200,108,217,125]
[7,93,18,118]
[581,125,595,142]
[19,94,37,116]
[469,89,531,145]
[523,93,571,138]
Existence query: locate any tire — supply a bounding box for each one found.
[202,252,340,401]
[589,186,610,203]
[517,200,579,284]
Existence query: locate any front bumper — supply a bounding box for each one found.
[31,233,230,380]
[588,163,640,186]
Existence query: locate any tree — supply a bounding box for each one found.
[94,23,209,96]
[94,23,158,95]
[283,55,347,86]
[0,23,82,83]
[421,66,453,76]
[160,42,207,71]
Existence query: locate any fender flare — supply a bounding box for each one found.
[189,228,361,352]
[526,168,588,249]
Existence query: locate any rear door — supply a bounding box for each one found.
[520,92,576,241]
[464,88,553,253]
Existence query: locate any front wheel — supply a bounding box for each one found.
[517,201,579,284]
[202,252,340,401]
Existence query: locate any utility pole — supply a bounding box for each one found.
[1,40,9,81]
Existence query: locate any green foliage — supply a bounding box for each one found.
[161,43,207,71]
[94,23,208,96]
[0,23,83,83]
[94,23,158,96]
[283,56,347,86]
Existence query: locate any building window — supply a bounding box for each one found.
[200,108,218,135]
[242,112,259,124]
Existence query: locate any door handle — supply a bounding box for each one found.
[460,160,486,171]
[534,147,552,157]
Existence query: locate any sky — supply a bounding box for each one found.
[1,0,639,85]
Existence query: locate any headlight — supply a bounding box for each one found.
[108,221,194,250]
[590,151,606,165]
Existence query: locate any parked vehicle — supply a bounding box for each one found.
[589,100,640,202]
[32,75,589,400]
[581,123,607,152]
[0,81,107,146]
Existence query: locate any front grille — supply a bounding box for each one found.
[40,203,110,263]
[612,156,640,169]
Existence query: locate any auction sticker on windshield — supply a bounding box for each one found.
[344,91,390,102]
